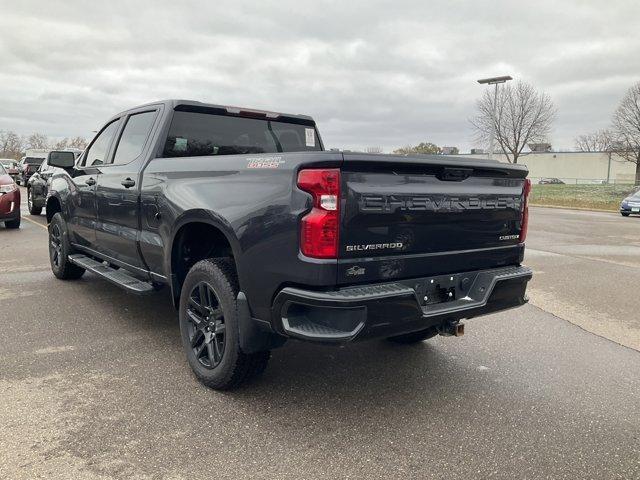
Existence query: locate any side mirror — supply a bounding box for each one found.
[48,151,76,169]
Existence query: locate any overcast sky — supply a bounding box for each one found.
[0,0,638,152]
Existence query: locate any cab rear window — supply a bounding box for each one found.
[163,111,321,157]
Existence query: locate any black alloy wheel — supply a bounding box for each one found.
[47,213,85,279]
[49,222,63,269]
[186,281,226,369]
[178,258,271,389]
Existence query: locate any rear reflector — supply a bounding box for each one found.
[297,169,341,258]
[519,178,532,243]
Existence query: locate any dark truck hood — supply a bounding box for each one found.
[337,153,528,285]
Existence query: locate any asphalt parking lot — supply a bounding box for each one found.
[1,188,639,479]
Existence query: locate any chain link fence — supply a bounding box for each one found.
[529,176,637,186]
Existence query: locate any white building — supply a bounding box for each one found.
[450,151,637,184]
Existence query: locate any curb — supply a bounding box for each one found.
[530,204,617,213]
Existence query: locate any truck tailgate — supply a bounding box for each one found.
[338,153,528,285]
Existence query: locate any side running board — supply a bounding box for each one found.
[68,254,154,294]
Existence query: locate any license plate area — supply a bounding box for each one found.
[423,279,456,306]
[405,272,479,307]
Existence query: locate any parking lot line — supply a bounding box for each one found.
[21,215,48,230]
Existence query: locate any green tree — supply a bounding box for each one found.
[393,142,441,155]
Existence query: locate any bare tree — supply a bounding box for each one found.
[53,137,70,150]
[364,146,383,154]
[471,80,555,163]
[68,136,88,149]
[0,130,25,160]
[575,129,614,152]
[612,81,640,184]
[53,136,88,150]
[26,133,49,150]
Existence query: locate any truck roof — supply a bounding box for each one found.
[115,99,316,124]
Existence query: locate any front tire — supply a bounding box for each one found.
[28,188,42,215]
[48,213,85,280]
[179,258,270,390]
[387,326,438,344]
[621,212,630,217]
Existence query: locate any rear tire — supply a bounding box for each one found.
[179,258,270,390]
[4,217,20,229]
[621,212,630,217]
[387,326,438,344]
[28,189,42,215]
[48,213,85,280]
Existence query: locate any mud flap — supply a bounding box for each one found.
[237,292,286,353]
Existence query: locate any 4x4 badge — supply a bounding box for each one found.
[346,266,365,276]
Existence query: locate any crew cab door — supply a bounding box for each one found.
[95,108,160,271]
[67,119,120,248]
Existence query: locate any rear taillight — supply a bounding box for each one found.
[297,168,340,258]
[519,178,532,243]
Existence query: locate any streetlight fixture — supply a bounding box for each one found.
[477,75,512,161]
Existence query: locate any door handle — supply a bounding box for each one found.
[121,178,136,188]
[85,177,96,186]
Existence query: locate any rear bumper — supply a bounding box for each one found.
[271,265,532,342]
[0,190,20,220]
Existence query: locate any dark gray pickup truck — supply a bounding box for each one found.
[46,99,532,389]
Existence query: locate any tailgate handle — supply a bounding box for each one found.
[439,167,473,182]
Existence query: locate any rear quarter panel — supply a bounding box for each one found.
[139,151,343,320]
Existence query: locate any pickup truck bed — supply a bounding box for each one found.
[45,99,532,389]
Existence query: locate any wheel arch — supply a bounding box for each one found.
[167,210,243,307]
[45,195,62,223]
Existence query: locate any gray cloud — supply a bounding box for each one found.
[0,0,638,151]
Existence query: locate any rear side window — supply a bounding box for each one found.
[112,111,158,165]
[163,111,321,158]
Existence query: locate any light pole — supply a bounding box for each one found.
[477,75,512,161]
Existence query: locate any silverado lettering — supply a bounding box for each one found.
[345,243,404,252]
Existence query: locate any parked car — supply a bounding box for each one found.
[0,163,20,229]
[0,159,20,182]
[45,99,532,389]
[538,177,565,184]
[620,190,640,216]
[27,151,76,215]
[18,155,46,185]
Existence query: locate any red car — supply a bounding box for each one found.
[0,159,20,182]
[0,163,20,229]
